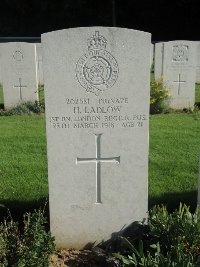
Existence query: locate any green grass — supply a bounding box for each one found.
[0,81,200,216]
[0,115,48,218]
[0,113,200,218]
[149,113,200,210]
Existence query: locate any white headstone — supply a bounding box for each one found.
[0,44,3,85]
[195,42,200,83]
[162,41,196,109]
[36,43,44,85]
[154,42,163,80]
[150,43,154,68]
[1,42,38,109]
[42,27,150,249]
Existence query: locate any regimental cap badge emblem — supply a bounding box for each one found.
[76,31,119,96]
[172,45,189,62]
[87,31,107,51]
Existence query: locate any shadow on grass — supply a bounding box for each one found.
[0,197,49,225]
[195,102,200,109]
[149,190,198,212]
[0,191,198,225]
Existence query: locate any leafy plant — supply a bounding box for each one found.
[112,204,200,266]
[0,209,55,266]
[150,78,171,114]
[148,203,200,260]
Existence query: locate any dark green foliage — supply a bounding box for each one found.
[0,209,55,266]
[112,204,200,266]
[0,214,19,266]
[148,204,200,259]
[0,101,45,116]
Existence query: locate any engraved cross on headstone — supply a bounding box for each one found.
[76,134,120,204]
[173,73,186,95]
[13,78,27,101]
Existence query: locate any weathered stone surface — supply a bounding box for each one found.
[1,42,38,108]
[154,42,163,80]
[36,43,44,85]
[42,27,150,249]
[150,43,154,68]
[0,44,3,85]
[195,41,200,83]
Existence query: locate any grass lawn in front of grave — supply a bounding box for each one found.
[149,112,200,211]
[0,115,48,219]
[0,113,200,218]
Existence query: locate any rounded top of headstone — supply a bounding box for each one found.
[41,26,151,39]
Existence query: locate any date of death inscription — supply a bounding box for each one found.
[48,97,147,130]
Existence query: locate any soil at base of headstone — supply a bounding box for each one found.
[49,248,121,267]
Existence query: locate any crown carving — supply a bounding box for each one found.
[87,31,107,50]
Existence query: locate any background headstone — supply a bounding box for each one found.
[36,43,44,85]
[1,42,38,109]
[154,42,163,80]
[161,41,196,109]
[0,44,3,86]
[195,41,200,83]
[42,27,151,249]
[150,43,154,68]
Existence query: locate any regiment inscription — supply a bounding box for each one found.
[48,96,147,129]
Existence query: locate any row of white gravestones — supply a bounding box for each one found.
[0,39,153,109]
[41,27,151,249]
[154,41,197,109]
[1,39,200,110]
